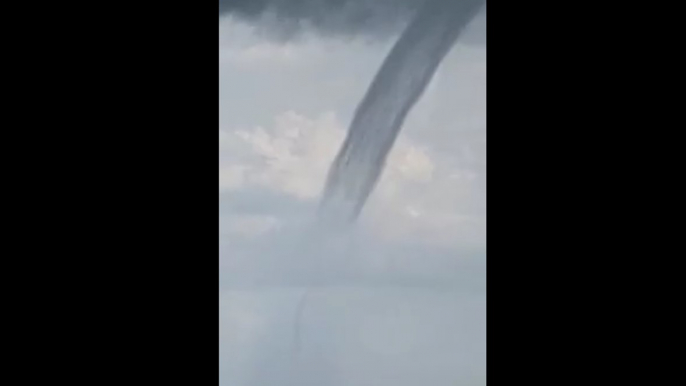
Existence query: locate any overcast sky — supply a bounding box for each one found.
[219,6,486,385]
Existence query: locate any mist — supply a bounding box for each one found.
[220,219,486,385]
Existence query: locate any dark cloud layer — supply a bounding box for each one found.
[219,0,485,44]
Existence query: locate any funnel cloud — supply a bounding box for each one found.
[319,0,485,223]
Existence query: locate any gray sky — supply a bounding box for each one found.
[219,6,486,385]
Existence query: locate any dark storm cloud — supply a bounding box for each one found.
[219,0,485,44]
